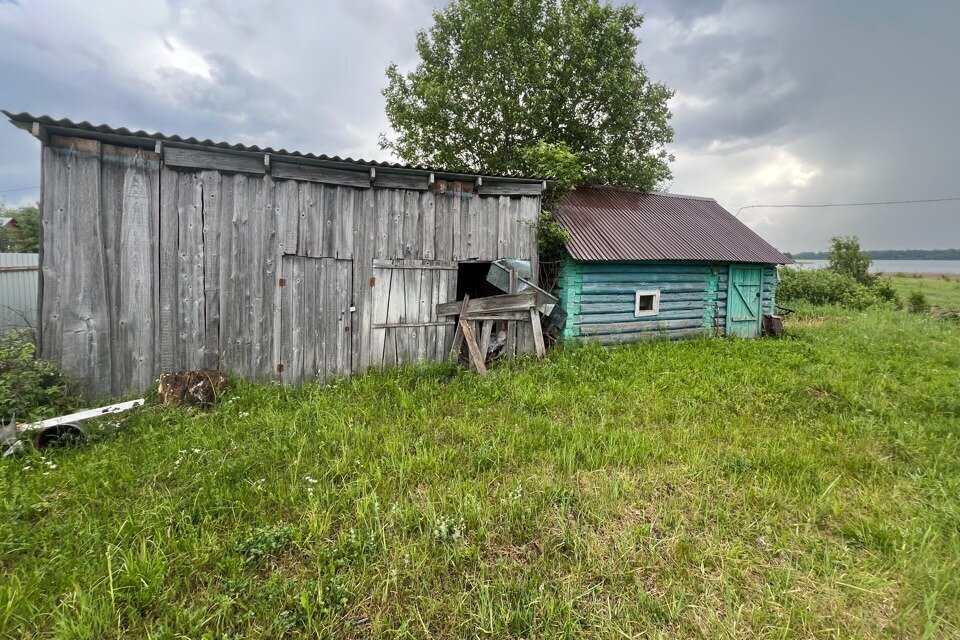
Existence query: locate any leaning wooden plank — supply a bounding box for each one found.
[164,147,265,175]
[459,318,487,377]
[476,182,544,196]
[272,161,370,188]
[436,291,537,316]
[447,295,470,361]
[529,308,546,357]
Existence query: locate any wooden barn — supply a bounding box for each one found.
[555,186,790,343]
[5,112,544,396]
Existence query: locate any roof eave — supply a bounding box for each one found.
[5,111,549,186]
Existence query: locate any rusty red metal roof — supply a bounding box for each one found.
[556,186,791,264]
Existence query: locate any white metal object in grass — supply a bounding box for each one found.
[16,399,145,433]
[2,398,146,457]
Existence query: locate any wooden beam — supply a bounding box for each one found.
[461,311,529,322]
[373,173,432,190]
[163,146,266,175]
[477,182,544,196]
[373,259,457,270]
[436,291,537,317]
[271,161,371,188]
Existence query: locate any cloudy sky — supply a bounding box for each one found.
[1,0,957,252]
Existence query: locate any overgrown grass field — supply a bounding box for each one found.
[2,306,960,638]
[886,272,960,312]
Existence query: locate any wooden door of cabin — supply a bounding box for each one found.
[278,255,353,383]
[369,260,458,368]
[726,265,763,337]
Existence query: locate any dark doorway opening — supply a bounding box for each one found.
[456,261,501,300]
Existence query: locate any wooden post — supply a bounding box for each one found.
[479,320,493,359]
[529,307,546,358]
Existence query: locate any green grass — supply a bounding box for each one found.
[886,272,960,312]
[2,306,960,638]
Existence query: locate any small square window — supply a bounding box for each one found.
[634,290,660,317]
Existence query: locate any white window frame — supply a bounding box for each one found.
[634,289,661,317]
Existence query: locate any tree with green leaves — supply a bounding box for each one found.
[0,203,40,253]
[828,235,873,284]
[381,0,674,190]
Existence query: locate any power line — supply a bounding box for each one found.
[736,196,960,216]
[0,186,40,194]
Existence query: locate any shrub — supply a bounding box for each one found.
[827,235,873,284]
[0,329,81,422]
[907,291,930,313]
[778,268,886,310]
[872,277,903,309]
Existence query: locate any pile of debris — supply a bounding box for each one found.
[436,260,565,376]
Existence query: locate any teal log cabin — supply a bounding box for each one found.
[555,186,791,344]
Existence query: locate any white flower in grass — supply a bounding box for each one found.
[239,411,250,418]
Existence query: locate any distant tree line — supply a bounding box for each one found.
[792,248,960,260]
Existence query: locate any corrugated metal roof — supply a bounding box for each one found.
[556,185,791,264]
[3,111,544,182]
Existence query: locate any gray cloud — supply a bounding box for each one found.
[1,0,958,252]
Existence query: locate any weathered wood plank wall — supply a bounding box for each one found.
[41,136,161,397]
[39,136,540,395]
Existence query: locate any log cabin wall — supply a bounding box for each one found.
[39,134,541,396]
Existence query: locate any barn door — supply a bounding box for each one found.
[369,261,458,368]
[279,255,353,383]
[726,265,763,337]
